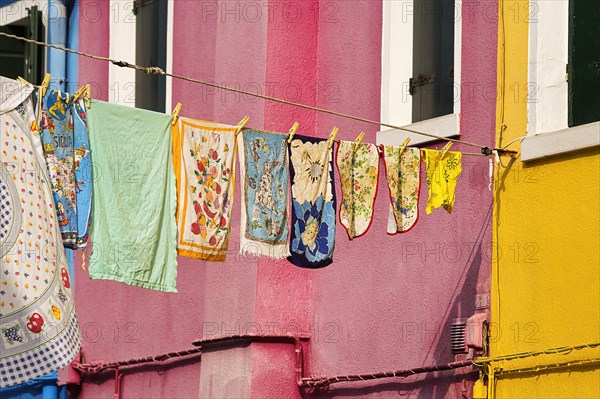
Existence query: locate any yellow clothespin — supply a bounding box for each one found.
[441,141,453,158]
[328,127,339,149]
[40,73,51,98]
[398,137,411,157]
[72,84,91,108]
[17,76,31,86]
[171,102,182,126]
[288,122,299,143]
[236,116,250,135]
[73,85,90,103]
[353,132,365,152]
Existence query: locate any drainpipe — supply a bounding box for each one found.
[65,0,78,92]
[47,0,67,91]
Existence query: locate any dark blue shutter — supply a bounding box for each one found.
[568,0,600,127]
[135,0,167,112]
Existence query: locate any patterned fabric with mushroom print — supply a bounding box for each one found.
[287,135,336,268]
[0,76,81,387]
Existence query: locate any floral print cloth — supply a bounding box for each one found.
[288,135,336,268]
[335,140,379,239]
[422,149,463,214]
[0,77,81,387]
[237,130,290,259]
[172,117,237,262]
[40,90,92,249]
[383,146,421,234]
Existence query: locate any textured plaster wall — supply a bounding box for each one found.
[74,1,497,398]
[492,2,600,397]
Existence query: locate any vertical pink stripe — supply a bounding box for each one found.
[263,0,319,133]
[172,0,218,119]
[78,0,109,100]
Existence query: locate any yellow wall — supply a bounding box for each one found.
[492,1,600,397]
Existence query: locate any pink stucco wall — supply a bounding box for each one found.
[74,1,497,398]
[78,0,109,100]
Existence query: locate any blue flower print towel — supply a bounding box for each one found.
[288,135,336,268]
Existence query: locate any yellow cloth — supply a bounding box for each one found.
[422,149,462,214]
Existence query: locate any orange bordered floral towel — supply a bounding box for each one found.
[382,146,421,234]
[422,149,462,214]
[335,140,379,239]
[1,77,81,387]
[172,117,237,262]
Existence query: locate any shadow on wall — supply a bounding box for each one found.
[305,204,493,399]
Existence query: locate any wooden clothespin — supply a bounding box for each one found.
[441,141,453,158]
[72,84,91,108]
[398,137,411,157]
[171,102,182,126]
[40,73,51,98]
[236,116,250,135]
[327,127,339,149]
[353,132,365,152]
[17,76,31,86]
[288,122,299,143]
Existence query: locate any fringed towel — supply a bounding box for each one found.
[87,100,178,292]
[40,90,92,249]
[288,135,336,268]
[237,130,290,258]
[422,149,462,214]
[382,145,421,234]
[0,77,81,387]
[172,117,237,262]
[335,140,379,239]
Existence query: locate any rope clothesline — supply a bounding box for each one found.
[303,340,600,387]
[0,31,517,158]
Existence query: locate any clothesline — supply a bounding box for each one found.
[0,31,516,159]
[241,126,488,157]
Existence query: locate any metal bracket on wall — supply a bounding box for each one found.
[409,73,436,95]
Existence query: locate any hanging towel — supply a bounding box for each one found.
[383,145,421,234]
[422,149,463,214]
[335,140,379,239]
[288,135,336,268]
[87,100,178,292]
[40,90,92,249]
[237,130,290,258]
[172,117,237,262]
[0,77,81,387]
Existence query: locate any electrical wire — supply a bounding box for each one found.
[0,30,514,157]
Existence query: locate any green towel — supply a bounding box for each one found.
[87,100,178,292]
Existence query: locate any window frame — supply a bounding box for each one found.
[108,0,173,113]
[378,0,462,147]
[522,0,599,162]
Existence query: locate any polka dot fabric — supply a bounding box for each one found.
[0,78,81,388]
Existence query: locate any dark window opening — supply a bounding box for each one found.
[0,6,44,84]
[568,0,600,127]
[134,0,167,112]
[411,0,455,123]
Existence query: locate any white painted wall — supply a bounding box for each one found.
[527,0,569,135]
[108,0,136,106]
